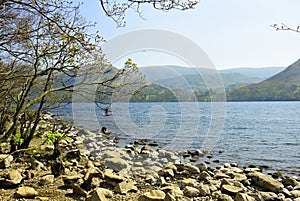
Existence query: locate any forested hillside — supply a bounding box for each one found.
[227,59,300,101]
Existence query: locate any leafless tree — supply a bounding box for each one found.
[99,0,200,26]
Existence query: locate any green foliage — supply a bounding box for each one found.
[45,131,72,145]
[13,132,24,148]
[130,84,178,102]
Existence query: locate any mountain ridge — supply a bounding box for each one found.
[227,59,300,101]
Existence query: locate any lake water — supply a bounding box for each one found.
[53,101,300,174]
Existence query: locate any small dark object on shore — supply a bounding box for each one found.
[101,127,110,135]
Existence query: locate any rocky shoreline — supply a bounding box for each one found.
[0,117,300,201]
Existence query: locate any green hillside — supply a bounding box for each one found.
[227,59,300,101]
[155,73,261,91]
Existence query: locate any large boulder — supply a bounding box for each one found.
[248,171,284,193]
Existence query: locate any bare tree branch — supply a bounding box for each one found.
[99,0,200,27]
[271,23,300,33]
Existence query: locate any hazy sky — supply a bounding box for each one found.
[76,0,300,69]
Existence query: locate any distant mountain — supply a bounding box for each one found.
[220,67,285,79]
[140,65,284,81]
[154,73,261,91]
[227,59,300,101]
[139,65,281,91]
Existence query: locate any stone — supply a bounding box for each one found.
[104,169,125,186]
[181,163,200,174]
[164,193,176,201]
[221,184,243,195]
[0,154,13,169]
[161,184,183,197]
[244,168,261,173]
[15,186,38,198]
[196,162,207,171]
[139,190,166,201]
[140,146,156,154]
[86,188,107,201]
[31,159,47,171]
[259,191,278,201]
[97,188,113,198]
[62,174,82,187]
[217,193,234,201]
[248,171,284,193]
[104,157,129,172]
[84,165,104,182]
[215,172,231,179]
[235,193,255,201]
[179,178,198,188]
[210,184,218,192]
[0,169,23,187]
[39,175,54,185]
[114,181,138,194]
[72,184,88,197]
[291,190,300,198]
[282,177,299,187]
[198,183,211,196]
[158,168,174,178]
[232,173,247,181]
[199,171,211,180]
[183,186,200,197]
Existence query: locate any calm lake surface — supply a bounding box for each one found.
[53,101,300,174]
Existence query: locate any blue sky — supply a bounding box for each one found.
[76,0,300,69]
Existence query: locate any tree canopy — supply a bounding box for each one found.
[0,0,144,152]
